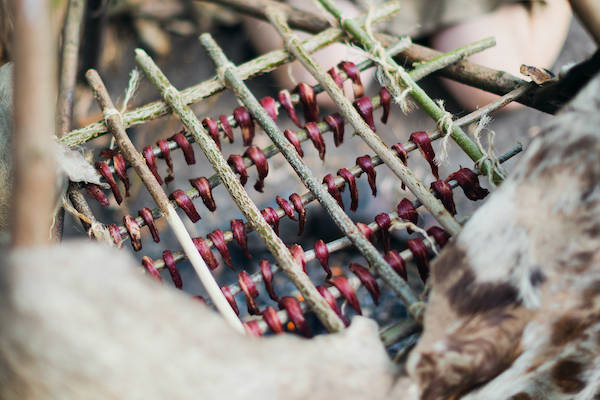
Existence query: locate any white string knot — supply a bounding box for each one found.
[120,68,140,114]
[103,107,121,119]
[435,99,454,165]
[471,115,505,186]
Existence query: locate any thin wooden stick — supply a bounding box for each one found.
[57,0,86,137]
[59,1,400,148]
[198,33,424,321]
[134,50,346,333]
[268,7,462,236]
[55,0,90,240]
[10,0,57,247]
[85,69,245,334]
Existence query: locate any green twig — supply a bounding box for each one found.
[134,48,346,333]
[198,32,424,322]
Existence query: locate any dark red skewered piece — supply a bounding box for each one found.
[446,167,489,201]
[289,244,307,273]
[219,114,234,143]
[392,142,408,189]
[260,259,278,301]
[431,180,457,215]
[123,215,142,251]
[328,275,362,315]
[208,229,234,269]
[384,250,407,281]
[356,155,377,196]
[323,174,343,210]
[138,207,160,242]
[162,250,183,289]
[238,270,259,315]
[227,154,248,186]
[410,131,438,180]
[190,177,216,212]
[356,222,374,243]
[324,113,344,147]
[107,224,122,247]
[426,226,450,249]
[262,306,284,334]
[379,87,391,124]
[261,207,280,236]
[284,129,304,157]
[169,190,201,222]
[338,61,364,98]
[314,239,332,278]
[407,238,430,283]
[156,139,174,183]
[171,130,195,165]
[231,219,251,259]
[278,89,301,127]
[353,96,376,131]
[278,296,311,337]
[327,66,344,89]
[317,285,348,327]
[305,122,326,160]
[233,106,254,146]
[85,183,109,206]
[142,256,162,282]
[221,286,239,316]
[96,161,123,203]
[276,195,296,220]
[192,237,218,270]
[202,117,221,151]
[374,212,392,252]
[397,198,418,233]
[289,193,306,235]
[349,263,381,305]
[112,153,131,195]
[260,96,278,122]
[296,82,319,123]
[244,146,269,192]
[337,168,358,211]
